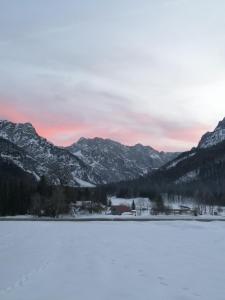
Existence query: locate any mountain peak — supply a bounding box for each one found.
[0,119,179,186]
[0,120,37,133]
[215,117,225,130]
[23,122,35,128]
[133,143,156,151]
[67,137,178,183]
[19,122,37,134]
[198,117,225,148]
[133,143,144,148]
[76,137,157,150]
[0,119,101,187]
[76,137,123,147]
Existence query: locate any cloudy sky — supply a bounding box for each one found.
[1,0,225,151]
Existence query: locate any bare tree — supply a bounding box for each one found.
[49,187,68,217]
[30,193,42,216]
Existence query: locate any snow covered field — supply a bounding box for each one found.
[0,222,225,300]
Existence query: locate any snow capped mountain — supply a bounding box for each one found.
[0,120,178,186]
[67,137,179,183]
[139,118,225,189]
[0,120,100,187]
[132,138,225,197]
[198,117,225,149]
[164,117,225,177]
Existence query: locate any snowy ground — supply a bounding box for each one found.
[0,222,225,300]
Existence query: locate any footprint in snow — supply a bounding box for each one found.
[157,276,168,286]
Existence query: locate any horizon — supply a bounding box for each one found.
[0,117,220,152]
[1,0,225,151]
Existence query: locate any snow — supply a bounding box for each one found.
[175,170,198,184]
[199,128,225,148]
[166,152,196,169]
[1,221,225,300]
[110,197,151,216]
[110,196,150,209]
[0,120,102,187]
[72,176,95,187]
[73,150,84,158]
[150,153,160,159]
[67,137,176,184]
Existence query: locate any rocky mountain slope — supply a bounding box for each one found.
[198,117,225,148]
[153,140,225,200]
[0,136,41,179]
[0,120,178,186]
[0,120,99,187]
[128,119,225,201]
[108,140,224,204]
[143,117,225,187]
[106,116,225,205]
[67,137,178,183]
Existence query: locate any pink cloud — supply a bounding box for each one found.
[166,126,209,143]
[0,98,209,152]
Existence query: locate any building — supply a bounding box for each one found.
[111,205,131,215]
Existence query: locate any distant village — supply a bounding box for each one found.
[70,196,222,217]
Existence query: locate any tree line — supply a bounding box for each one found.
[0,162,107,217]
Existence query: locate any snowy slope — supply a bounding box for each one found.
[0,221,225,300]
[0,137,40,180]
[138,137,225,193]
[0,120,100,187]
[149,118,225,186]
[198,117,225,148]
[0,120,178,186]
[67,137,178,183]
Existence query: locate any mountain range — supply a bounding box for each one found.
[0,120,178,187]
[163,117,225,185]
[1,117,225,190]
[131,117,225,200]
[67,137,178,184]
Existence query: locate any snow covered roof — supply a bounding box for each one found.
[110,197,151,209]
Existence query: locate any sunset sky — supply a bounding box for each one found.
[1,0,225,151]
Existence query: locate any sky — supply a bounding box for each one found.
[1,0,225,151]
